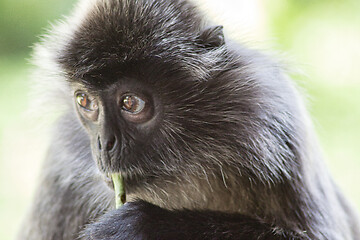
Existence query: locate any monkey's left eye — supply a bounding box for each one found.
[121,95,145,114]
[120,94,153,123]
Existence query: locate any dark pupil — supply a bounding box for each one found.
[123,96,136,111]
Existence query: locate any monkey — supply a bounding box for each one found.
[17,0,360,239]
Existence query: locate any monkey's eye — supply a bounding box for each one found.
[75,92,99,121]
[120,94,153,123]
[121,95,145,114]
[76,93,98,111]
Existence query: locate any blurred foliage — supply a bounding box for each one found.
[265,0,360,210]
[0,0,359,240]
[267,0,360,82]
[0,0,74,56]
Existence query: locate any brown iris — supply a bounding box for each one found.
[120,94,153,123]
[75,92,99,121]
[121,95,145,114]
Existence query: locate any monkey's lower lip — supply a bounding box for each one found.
[103,174,114,190]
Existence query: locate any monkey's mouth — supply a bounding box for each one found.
[103,172,127,206]
[102,173,115,190]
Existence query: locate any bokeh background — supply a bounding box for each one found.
[0,0,359,239]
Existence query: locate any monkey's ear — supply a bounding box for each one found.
[197,26,225,49]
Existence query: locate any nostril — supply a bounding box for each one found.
[106,135,116,151]
[98,136,102,150]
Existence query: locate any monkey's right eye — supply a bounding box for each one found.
[75,92,99,121]
[76,93,98,111]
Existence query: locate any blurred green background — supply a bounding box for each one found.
[0,0,359,239]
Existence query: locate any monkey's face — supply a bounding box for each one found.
[72,69,162,176]
[59,0,263,184]
[70,60,248,184]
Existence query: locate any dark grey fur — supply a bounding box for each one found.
[18,0,360,239]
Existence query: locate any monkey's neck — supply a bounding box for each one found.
[125,171,318,233]
[126,173,255,213]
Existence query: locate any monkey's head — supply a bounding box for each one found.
[49,0,303,187]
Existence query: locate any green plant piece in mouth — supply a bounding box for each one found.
[111,173,126,208]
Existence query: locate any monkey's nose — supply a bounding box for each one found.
[97,135,117,152]
[105,135,117,151]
